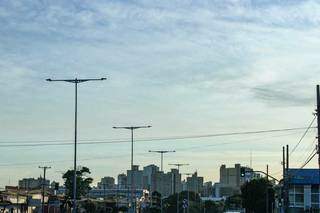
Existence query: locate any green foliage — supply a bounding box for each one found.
[225,194,242,210]
[203,200,224,213]
[241,178,275,213]
[62,166,93,199]
[163,191,201,213]
[81,200,96,213]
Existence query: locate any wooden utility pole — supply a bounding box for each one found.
[39,166,51,213]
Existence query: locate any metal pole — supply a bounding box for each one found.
[131,128,134,213]
[73,81,78,213]
[46,77,106,213]
[317,85,320,186]
[282,146,285,213]
[161,152,164,172]
[286,145,289,213]
[187,190,190,213]
[266,165,269,213]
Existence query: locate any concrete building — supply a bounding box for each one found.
[186,172,203,194]
[214,164,256,198]
[127,165,144,190]
[152,171,172,197]
[203,181,213,197]
[118,173,127,189]
[169,168,182,194]
[97,176,115,189]
[143,164,159,191]
[18,177,49,190]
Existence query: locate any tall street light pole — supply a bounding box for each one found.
[46,77,106,213]
[169,163,189,213]
[148,150,175,213]
[113,125,151,213]
[148,150,176,172]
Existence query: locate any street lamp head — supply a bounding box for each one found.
[46,78,52,81]
[101,78,107,80]
[147,125,152,128]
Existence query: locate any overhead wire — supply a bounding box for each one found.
[290,116,316,155]
[300,148,317,169]
[0,126,314,148]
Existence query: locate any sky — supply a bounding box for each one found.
[1,0,320,187]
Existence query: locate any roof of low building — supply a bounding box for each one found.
[288,169,320,185]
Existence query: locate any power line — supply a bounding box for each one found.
[290,116,316,155]
[0,126,313,148]
[300,149,317,169]
[0,132,302,168]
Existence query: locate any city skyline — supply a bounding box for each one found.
[1,0,320,187]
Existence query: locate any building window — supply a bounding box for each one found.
[295,185,304,193]
[295,194,304,206]
[312,185,319,193]
[311,194,319,203]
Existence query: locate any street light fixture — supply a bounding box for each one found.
[46,77,106,213]
[148,150,176,172]
[113,125,151,213]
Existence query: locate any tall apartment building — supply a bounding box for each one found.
[118,173,127,189]
[127,165,144,190]
[97,176,115,189]
[143,164,159,191]
[186,172,204,194]
[214,164,256,198]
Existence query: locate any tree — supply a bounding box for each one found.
[162,191,201,213]
[150,191,161,212]
[203,200,224,213]
[81,200,96,213]
[241,178,275,213]
[225,194,242,210]
[62,166,93,199]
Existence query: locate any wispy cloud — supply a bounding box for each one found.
[1,0,320,185]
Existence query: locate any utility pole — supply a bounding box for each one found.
[148,150,176,172]
[46,77,106,213]
[282,146,285,213]
[113,125,151,213]
[39,166,51,213]
[266,164,269,213]
[316,85,320,182]
[169,163,189,213]
[285,145,289,213]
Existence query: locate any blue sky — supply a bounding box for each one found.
[1,0,320,186]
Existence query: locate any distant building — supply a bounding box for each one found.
[214,164,257,198]
[118,173,127,189]
[127,165,144,190]
[18,177,49,190]
[186,172,203,194]
[169,168,182,194]
[143,164,159,191]
[202,181,213,197]
[97,176,115,189]
[152,171,172,197]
